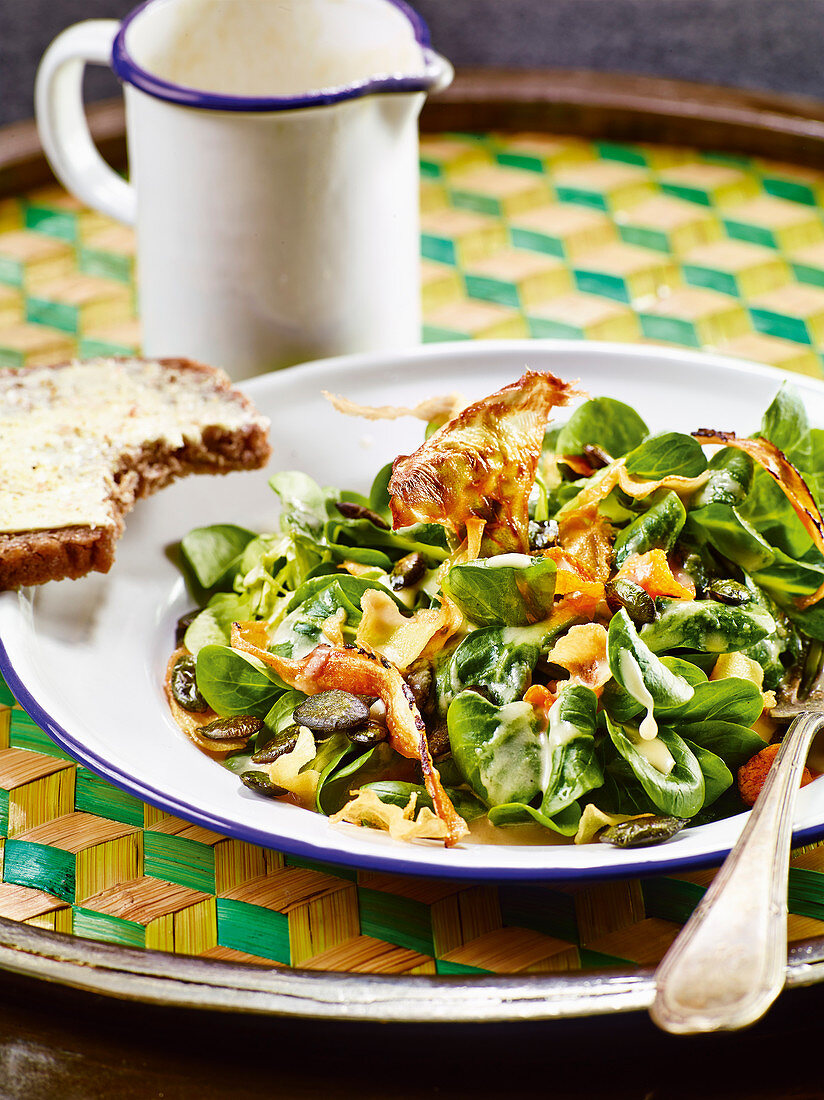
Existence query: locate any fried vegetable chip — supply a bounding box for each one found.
[389,371,581,556]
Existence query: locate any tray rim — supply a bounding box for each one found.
[4,66,824,196]
[0,913,820,1022]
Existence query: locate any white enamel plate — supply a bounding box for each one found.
[3,340,824,881]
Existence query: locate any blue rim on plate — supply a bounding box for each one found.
[111,0,447,112]
[4,340,824,883]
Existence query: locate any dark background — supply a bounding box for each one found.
[3,0,824,129]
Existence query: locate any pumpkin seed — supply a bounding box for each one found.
[293,690,370,735]
[599,815,687,848]
[707,578,751,606]
[583,443,613,469]
[170,654,209,713]
[347,720,389,747]
[426,720,450,760]
[175,609,200,646]
[389,552,426,590]
[335,500,390,530]
[405,663,434,714]
[240,771,288,799]
[528,519,559,551]
[465,684,495,704]
[199,715,262,743]
[605,578,656,625]
[251,723,302,764]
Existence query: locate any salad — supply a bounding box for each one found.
[166,370,824,850]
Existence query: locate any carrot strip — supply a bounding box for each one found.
[617,549,695,600]
[231,625,468,845]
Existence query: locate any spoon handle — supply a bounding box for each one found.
[650,710,824,1035]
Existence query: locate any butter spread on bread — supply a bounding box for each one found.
[0,356,271,588]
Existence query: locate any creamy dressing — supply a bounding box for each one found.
[538,729,552,793]
[479,701,541,806]
[547,696,581,751]
[454,622,550,702]
[619,650,658,740]
[501,623,551,648]
[484,553,536,569]
[538,693,582,792]
[628,728,675,775]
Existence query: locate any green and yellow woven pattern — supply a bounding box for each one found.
[3,688,824,973]
[4,133,824,975]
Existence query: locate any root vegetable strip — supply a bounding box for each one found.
[322,390,464,424]
[692,429,824,608]
[567,461,710,514]
[230,623,469,845]
[389,370,581,556]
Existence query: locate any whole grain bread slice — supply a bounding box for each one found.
[0,356,271,589]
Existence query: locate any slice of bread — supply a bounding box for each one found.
[0,356,271,589]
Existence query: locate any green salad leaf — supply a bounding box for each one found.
[442,555,556,626]
[608,610,694,711]
[657,677,766,726]
[624,432,708,479]
[688,503,775,572]
[184,592,257,654]
[447,692,543,808]
[196,645,286,718]
[555,396,648,459]
[684,740,733,807]
[640,598,775,653]
[448,625,543,706]
[539,683,603,817]
[607,719,705,819]
[181,524,258,590]
[613,490,686,568]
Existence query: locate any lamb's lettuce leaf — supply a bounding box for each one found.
[448,692,543,808]
[442,556,556,627]
[195,645,286,717]
[181,524,258,590]
[555,396,648,459]
[606,719,705,818]
[624,432,707,479]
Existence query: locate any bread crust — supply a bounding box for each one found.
[0,356,271,590]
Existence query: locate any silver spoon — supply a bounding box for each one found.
[650,707,824,1034]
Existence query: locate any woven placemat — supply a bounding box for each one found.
[2,133,824,975]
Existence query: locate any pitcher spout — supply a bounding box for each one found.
[421,49,454,95]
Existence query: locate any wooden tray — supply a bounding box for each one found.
[4,68,824,1022]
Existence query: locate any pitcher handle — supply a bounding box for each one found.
[35,20,136,226]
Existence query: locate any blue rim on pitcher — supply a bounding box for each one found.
[111,0,449,111]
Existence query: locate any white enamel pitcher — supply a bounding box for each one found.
[36,0,453,380]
